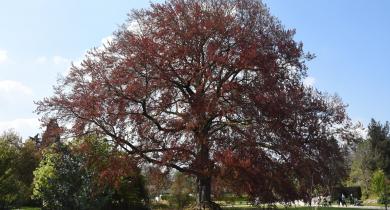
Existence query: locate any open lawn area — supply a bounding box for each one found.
[222,207,383,210]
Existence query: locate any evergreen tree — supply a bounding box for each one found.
[368,119,390,176]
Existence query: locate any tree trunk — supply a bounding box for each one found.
[197,176,222,210]
[385,181,388,210]
[195,132,221,210]
[198,176,212,204]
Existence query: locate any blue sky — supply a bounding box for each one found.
[263,0,390,127]
[0,0,389,138]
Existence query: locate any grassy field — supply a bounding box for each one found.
[222,208,380,210]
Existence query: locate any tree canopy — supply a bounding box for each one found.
[37,0,352,207]
[348,119,390,202]
[32,136,149,210]
[0,131,39,210]
[367,119,390,175]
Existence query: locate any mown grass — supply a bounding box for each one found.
[222,207,380,210]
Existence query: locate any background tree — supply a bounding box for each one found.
[317,138,348,199]
[33,135,149,210]
[0,131,21,210]
[14,140,40,188]
[37,0,352,208]
[348,119,390,199]
[32,143,89,210]
[371,169,389,210]
[38,119,62,149]
[73,135,149,210]
[0,130,38,210]
[169,172,196,209]
[144,166,171,200]
[349,140,373,198]
[367,119,390,175]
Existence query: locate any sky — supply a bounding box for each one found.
[0,0,389,139]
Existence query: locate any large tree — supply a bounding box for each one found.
[37,0,351,208]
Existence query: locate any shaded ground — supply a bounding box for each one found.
[13,205,386,210]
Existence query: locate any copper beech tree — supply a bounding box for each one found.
[37,0,352,208]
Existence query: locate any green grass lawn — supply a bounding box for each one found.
[222,207,380,210]
[13,207,41,210]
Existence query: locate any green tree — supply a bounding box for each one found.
[0,138,19,210]
[348,119,390,199]
[368,119,390,175]
[33,136,149,210]
[13,139,41,206]
[0,131,30,210]
[32,143,89,210]
[349,140,373,198]
[371,169,389,210]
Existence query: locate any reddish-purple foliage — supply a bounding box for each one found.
[37,0,352,204]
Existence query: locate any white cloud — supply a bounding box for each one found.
[352,120,367,139]
[303,76,316,87]
[61,34,114,77]
[126,20,142,35]
[53,55,70,65]
[62,52,87,76]
[101,35,114,47]
[0,49,8,64]
[0,118,40,138]
[35,55,71,65]
[95,35,115,53]
[35,56,48,64]
[67,34,114,74]
[0,81,36,139]
[0,80,33,96]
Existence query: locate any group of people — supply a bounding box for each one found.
[338,193,348,207]
[250,193,361,207]
[338,193,362,207]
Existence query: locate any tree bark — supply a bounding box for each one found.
[194,131,222,210]
[197,176,222,210]
[197,132,212,204]
[198,176,212,204]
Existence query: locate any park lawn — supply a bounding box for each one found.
[223,207,380,210]
[13,207,41,210]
